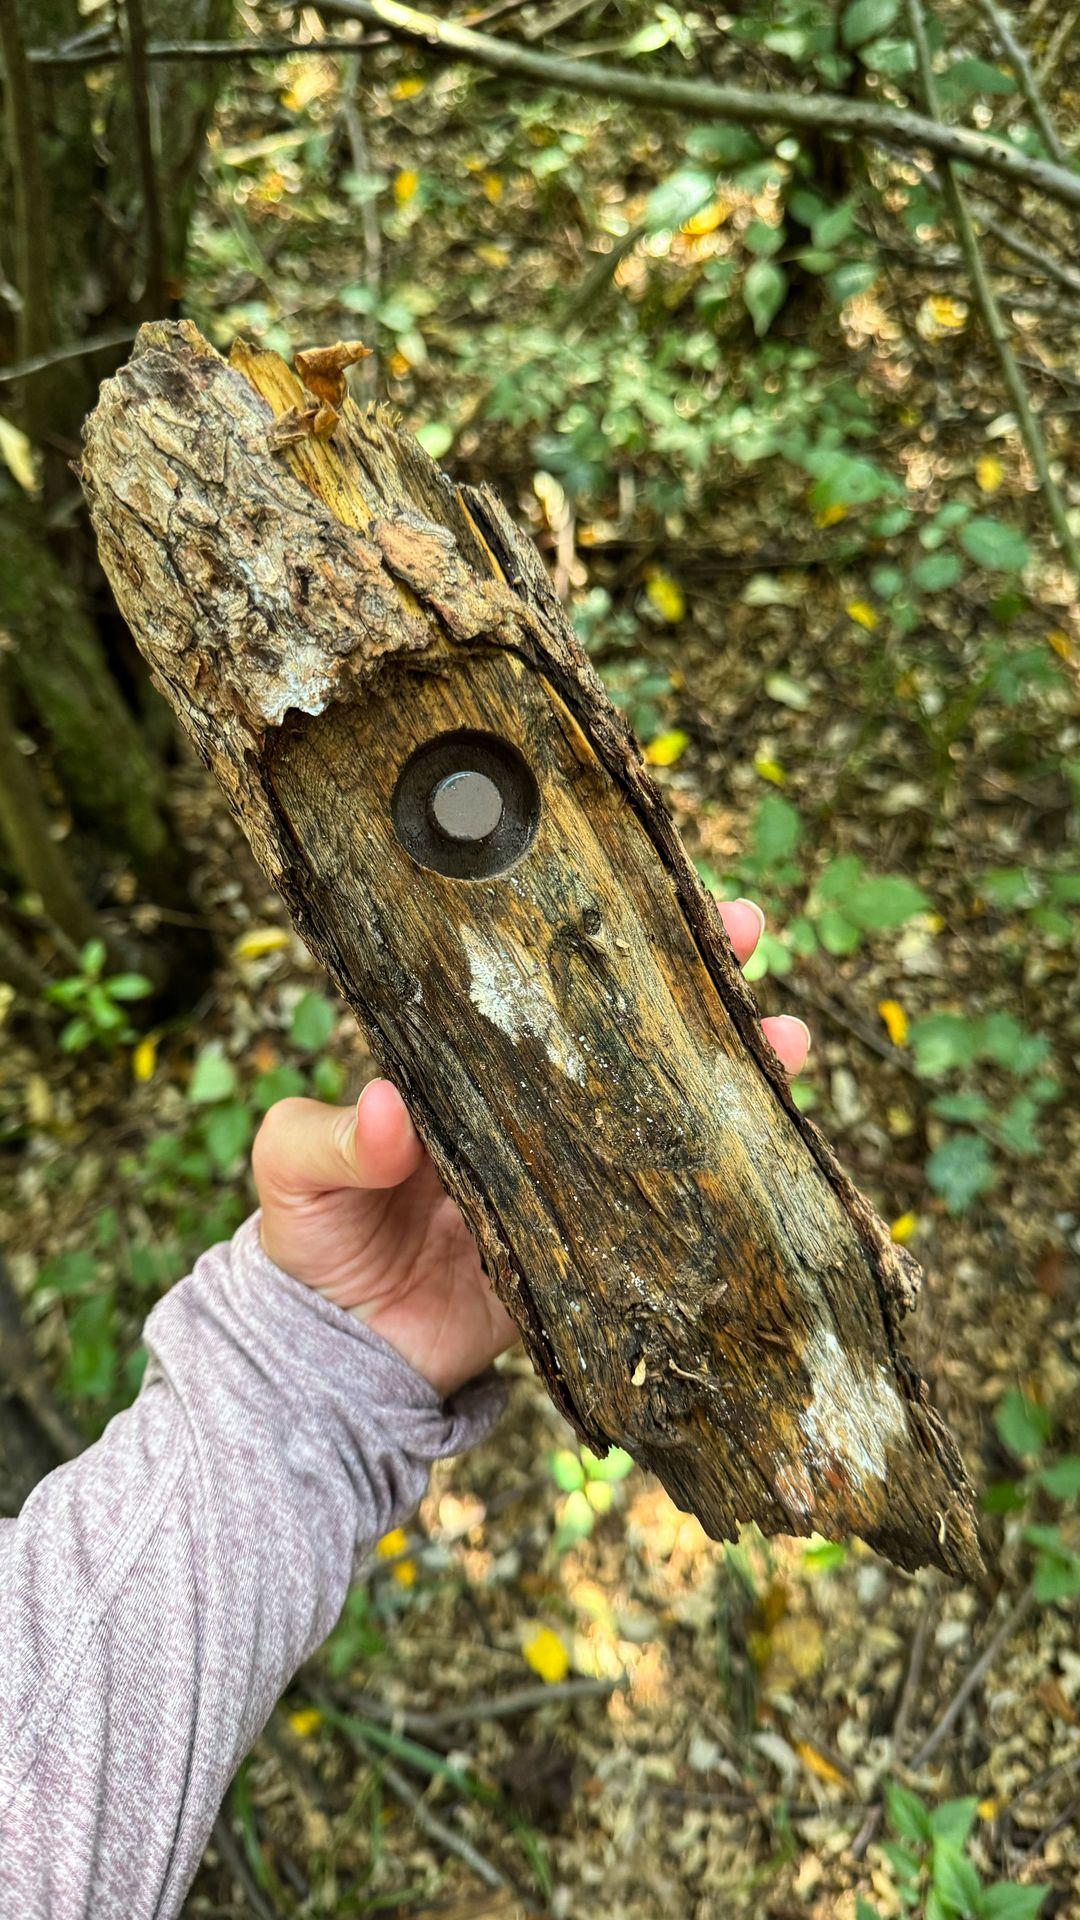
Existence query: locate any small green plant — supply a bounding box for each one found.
[859,1781,1047,1919]
[909,1013,1059,1215]
[698,792,931,981]
[46,940,152,1053]
[549,1442,634,1550]
[984,1389,1080,1604]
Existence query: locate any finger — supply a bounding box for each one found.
[718,897,765,969]
[761,1015,811,1077]
[253,1083,424,1203]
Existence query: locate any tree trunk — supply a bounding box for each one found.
[0,664,102,955]
[80,321,983,1580]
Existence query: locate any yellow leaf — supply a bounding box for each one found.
[643,729,689,768]
[1047,629,1072,660]
[523,1627,570,1685]
[132,1035,158,1083]
[682,198,730,236]
[377,1527,409,1559]
[393,1557,418,1588]
[392,75,425,99]
[233,926,290,962]
[482,172,504,203]
[288,1707,323,1737]
[754,756,786,786]
[476,242,510,269]
[890,1211,918,1246]
[388,349,411,379]
[814,502,847,528]
[978,1796,1001,1821]
[846,600,878,631]
[394,168,420,207]
[917,294,969,338]
[976,454,1004,494]
[795,1739,847,1789]
[0,412,40,494]
[877,999,909,1047]
[644,571,686,624]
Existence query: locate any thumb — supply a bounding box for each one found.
[252,1082,425,1206]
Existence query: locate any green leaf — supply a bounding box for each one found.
[842,0,901,49]
[827,260,878,304]
[926,1132,996,1214]
[930,1093,992,1125]
[312,1056,348,1103]
[817,907,861,955]
[415,421,453,460]
[960,518,1032,573]
[882,1840,921,1885]
[803,1539,848,1572]
[1036,1455,1080,1500]
[981,867,1037,910]
[930,1798,979,1848]
[977,1884,1048,1919]
[995,1389,1052,1458]
[684,124,762,166]
[251,1065,308,1112]
[105,972,154,1002]
[65,1291,118,1402]
[913,551,962,593]
[885,1780,932,1844]
[745,218,784,258]
[290,990,338,1053]
[80,938,107,979]
[1032,1546,1080,1603]
[846,874,930,931]
[550,1448,586,1492]
[37,1249,98,1297]
[858,34,916,75]
[203,1102,255,1173]
[744,259,787,336]
[937,56,1016,104]
[752,792,803,865]
[583,1445,634,1483]
[910,1013,981,1077]
[933,1840,981,1914]
[645,167,715,232]
[813,199,857,249]
[857,1903,884,1920]
[187,1044,238,1105]
[996,1095,1042,1158]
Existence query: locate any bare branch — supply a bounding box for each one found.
[974,0,1070,168]
[121,0,166,315]
[310,0,1080,210]
[905,0,1078,578]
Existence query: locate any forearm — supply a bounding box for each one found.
[0,1216,503,1920]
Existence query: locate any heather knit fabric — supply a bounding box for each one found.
[0,1214,505,1918]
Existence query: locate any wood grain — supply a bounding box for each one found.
[79,320,982,1578]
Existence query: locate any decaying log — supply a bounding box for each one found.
[79,321,982,1579]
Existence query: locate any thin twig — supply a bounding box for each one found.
[351,1674,620,1733]
[974,0,1070,167]
[1035,1,1079,84]
[339,48,381,386]
[905,0,1078,577]
[908,1585,1037,1771]
[310,0,1080,211]
[0,326,139,386]
[121,0,166,315]
[211,1813,283,1920]
[0,0,54,428]
[346,1726,508,1890]
[892,1580,939,1754]
[28,34,385,67]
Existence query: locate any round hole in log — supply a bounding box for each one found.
[391,729,540,880]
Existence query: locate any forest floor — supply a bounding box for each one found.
[4,24,1080,1918]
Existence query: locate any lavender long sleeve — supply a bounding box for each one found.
[0,1216,505,1918]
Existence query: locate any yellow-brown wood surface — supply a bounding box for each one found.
[79,320,982,1578]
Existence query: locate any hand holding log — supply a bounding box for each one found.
[79,320,982,1579]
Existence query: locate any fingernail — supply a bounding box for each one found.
[790,1017,812,1056]
[735,897,766,936]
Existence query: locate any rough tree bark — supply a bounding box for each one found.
[80,321,982,1579]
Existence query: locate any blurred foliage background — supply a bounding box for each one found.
[1,1,1078,1914]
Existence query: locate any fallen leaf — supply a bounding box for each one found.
[754,757,787,786]
[483,172,504,203]
[132,1035,158,1083]
[392,75,425,99]
[815,502,847,527]
[0,412,39,493]
[294,340,372,409]
[523,1626,570,1684]
[645,571,686,623]
[890,1212,918,1245]
[795,1739,848,1788]
[976,454,1004,493]
[394,167,420,206]
[846,599,878,630]
[233,926,290,962]
[288,1706,324,1737]
[644,729,689,767]
[878,998,909,1046]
